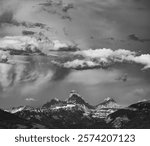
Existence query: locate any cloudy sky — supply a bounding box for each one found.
[0,0,150,108]
[0,0,150,50]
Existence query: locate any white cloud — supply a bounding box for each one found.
[25,98,36,101]
[0,35,54,53]
[62,48,150,70]
[49,40,79,51]
[131,54,150,70]
[52,40,69,50]
[0,36,79,52]
[64,59,99,69]
[76,48,114,58]
[75,48,135,61]
[0,36,39,50]
[1,35,150,70]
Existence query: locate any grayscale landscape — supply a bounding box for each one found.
[0,0,150,129]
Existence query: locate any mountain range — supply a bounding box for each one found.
[1,91,150,129]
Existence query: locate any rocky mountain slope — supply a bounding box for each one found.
[106,100,150,129]
[1,91,150,129]
[0,109,46,129]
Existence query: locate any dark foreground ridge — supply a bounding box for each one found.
[1,91,150,129]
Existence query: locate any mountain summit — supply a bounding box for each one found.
[67,90,94,109]
[96,97,120,109]
[1,91,150,129]
[106,100,150,129]
[67,90,85,104]
[103,97,116,103]
[42,98,66,108]
[6,106,34,114]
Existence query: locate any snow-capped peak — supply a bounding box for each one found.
[42,98,65,108]
[69,90,82,99]
[137,99,147,103]
[6,106,26,114]
[67,90,85,103]
[96,97,120,109]
[104,97,116,102]
[54,98,60,102]
[66,90,94,109]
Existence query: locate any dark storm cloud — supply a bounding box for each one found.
[0,0,51,32]
[39,0,75,13]
[0,0,150,50]
[22,30,35,36]
[40,0,74,22]
[0,0,20,22]
[128,34,150,43]
[57,0,150,50]
[115,73,128,82]
[0,11,14,24]
[133,0,150,7]
[51,67,71,81]
[0,11,51,30]
[0,60,53,92]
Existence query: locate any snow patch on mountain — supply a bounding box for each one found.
[5,106,26,114]
[51,104,76,110]
[96,97,121,109]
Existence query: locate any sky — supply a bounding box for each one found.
[0,0,150,50]
[0,0,150,108]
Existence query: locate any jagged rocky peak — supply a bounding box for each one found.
[50,98,61,103]
[6,105,34,114]
[53,98,60,102]
[96,97,120,109]
[103,97,116,103]
[67,90,86,104]
[129,99,150,110]
[42,98,66,108]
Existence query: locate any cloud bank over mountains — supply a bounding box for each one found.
[0,35,78,53]
[0,35,150,70]
[0,36,39,50]
[62,48,150,70]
